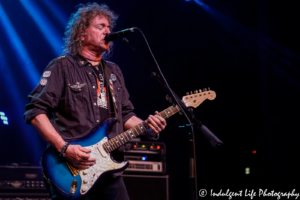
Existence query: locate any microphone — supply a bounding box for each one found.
[104,27,137,42]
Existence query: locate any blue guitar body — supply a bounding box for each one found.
[41,89,216,199]
[42,118,129,199]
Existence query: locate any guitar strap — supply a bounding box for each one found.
[102,60,119,122]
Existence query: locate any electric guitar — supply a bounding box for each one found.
[42,89,216,199]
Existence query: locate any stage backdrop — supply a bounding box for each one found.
[0,0,299,199]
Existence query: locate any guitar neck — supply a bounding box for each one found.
[103,105,181,153]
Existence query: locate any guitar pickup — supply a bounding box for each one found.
[67,163,79,177]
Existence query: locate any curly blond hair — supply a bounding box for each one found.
[63,2,118,59]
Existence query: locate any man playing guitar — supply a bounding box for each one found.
[24,3,166,200]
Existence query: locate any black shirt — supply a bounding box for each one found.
[23,54,136,141]
[91,63,109,123]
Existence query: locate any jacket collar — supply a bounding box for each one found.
[74,54,107,68]
[73,54,89,68]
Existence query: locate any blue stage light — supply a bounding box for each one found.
[194,0,210,9]
[0,116,8,120]
[41,0,68,27]
[0,111,8,125]
[19,0,63,56]
[194,0,204,6]
[0,45,44,163]
[142,156,147,161]
[0,47,28,118]
[0,3,40,88]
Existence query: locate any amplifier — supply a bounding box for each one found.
[0,193,51,200]
[123,141,166,174]
[0,166,50,199]
[122,174,169,200]
[0,166,46,191]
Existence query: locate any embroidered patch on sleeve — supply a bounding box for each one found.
[40,78,48,86]
[43,71,51,77]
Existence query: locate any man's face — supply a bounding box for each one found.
[81,15,111,53]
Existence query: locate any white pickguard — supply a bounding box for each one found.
[78,137,128,194]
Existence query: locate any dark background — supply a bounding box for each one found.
[1,0,299,199]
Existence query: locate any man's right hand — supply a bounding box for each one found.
[31,115,96,170]
[65,145,96,169]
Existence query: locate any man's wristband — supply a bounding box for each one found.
[59,142,70,157]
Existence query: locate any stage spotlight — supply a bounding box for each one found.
[142,156,147,161]
[0,112,9,125]
[0,47,27,122]
[194,0,209,8]
[0,3,40,88]
[19,0,63,55]
[41,0,68,27]
[245,167,250,175]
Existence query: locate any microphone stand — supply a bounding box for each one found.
[122,37,223,200]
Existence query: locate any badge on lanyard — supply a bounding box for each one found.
[97,78,107,109]
[111,74,117,82]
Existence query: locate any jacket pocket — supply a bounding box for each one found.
[68,82,87,108]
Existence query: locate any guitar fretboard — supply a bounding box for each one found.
[102,105,180,153]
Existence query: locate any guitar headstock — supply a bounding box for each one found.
[182,88,216,108]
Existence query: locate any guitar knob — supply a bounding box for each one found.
[83,171,88,175]
[83,179,88,184]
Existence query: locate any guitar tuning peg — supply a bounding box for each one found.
[190,91,192,94]
[203,88,207,91]
[208,87,210,91]
[193,90,197,94]
[186,92,189,95]
[199,89,202,93]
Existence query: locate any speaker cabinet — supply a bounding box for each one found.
[122,175,169,200]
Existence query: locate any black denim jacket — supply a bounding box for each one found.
[23,54,136,141]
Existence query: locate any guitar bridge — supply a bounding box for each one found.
[67,162,79,177]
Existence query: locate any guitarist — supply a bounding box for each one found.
[23,2,166,200]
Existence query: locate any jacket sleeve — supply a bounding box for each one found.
[23,58,65,124]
